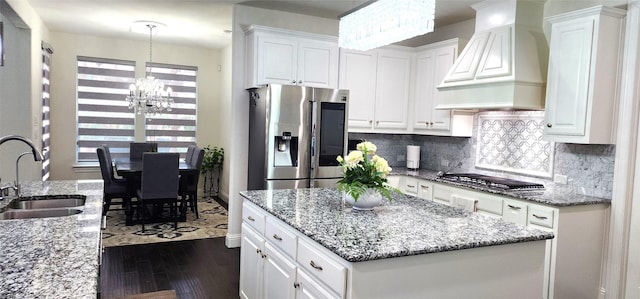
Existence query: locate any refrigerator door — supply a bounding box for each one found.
[310,88,349,187]
[265,85,313,183]
[266,179,311,190]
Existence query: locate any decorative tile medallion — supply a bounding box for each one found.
[476,111,554,177]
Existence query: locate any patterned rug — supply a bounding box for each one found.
[101,199,228,247]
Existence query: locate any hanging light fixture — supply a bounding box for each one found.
[126,21,173,116]
[339,0,435,51]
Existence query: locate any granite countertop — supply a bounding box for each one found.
[391,168,611,207]
[0,180,103,299]
[240,188,554,263]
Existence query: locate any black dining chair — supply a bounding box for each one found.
[97,146,129,216]
[180,147,204,218]
[185,144,196,163]
[130,142,158,161]
[137,152,180,231]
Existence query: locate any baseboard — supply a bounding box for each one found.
[226,233,241,248]
[220,190,229,203]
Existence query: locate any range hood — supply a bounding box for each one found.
[436,0,548,110]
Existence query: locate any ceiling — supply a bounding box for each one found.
[23,0,477,49]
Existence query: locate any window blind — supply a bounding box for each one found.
[41,51,50,180]
[76,56,136,162]
[144,62,197,156]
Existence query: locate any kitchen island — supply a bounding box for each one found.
[0,180,103,298]
[240,188,554,299]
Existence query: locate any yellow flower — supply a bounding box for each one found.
[336,156,344,163]
[344,150,363,168]
[372,155,392,177]
[356,141,377,155]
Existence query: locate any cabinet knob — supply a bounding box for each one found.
[546,123,552,128]
[256,249,262,254]
[294,282,300,288]
[376,121,380,125]
[298,80,302,84]
[292,80,296,84]
[425,121,429,126]
[430,122,434,126]
[369,120,373,125]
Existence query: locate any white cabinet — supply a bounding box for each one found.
[502,198,528,226]
[240,223,265,299]
[417,180,433,200]
[390,175,433,200]
[245,25,339,89]
[543,6,626,144]
[264,243,296,299]
[295,268,340,299]
[340,47,412,132]
[413,40,458,134]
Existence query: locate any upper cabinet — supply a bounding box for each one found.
[543,6,626,144]
[245,25,339,89]
[339,47,412,132]
[413,39,472,137]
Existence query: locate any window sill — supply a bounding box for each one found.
[73,162,100,173]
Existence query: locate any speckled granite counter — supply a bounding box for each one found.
[240,188,553,262]
[391,168,611,207]
[0,180,103,299]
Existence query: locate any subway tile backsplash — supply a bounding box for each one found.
[349,112,616,199]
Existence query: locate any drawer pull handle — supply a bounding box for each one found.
[309,260,323,271]
[507,204,521,210]
[406,184,416,188]
[532,214,548,220]
[247,216,255,221]
[294,282,300,288]
[273,234,283,241]
[420,185,429,189]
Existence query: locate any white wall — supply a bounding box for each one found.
[219,43,232,202]
[0,0,49,184]
[47,31,224,180]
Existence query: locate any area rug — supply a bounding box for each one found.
[101,199,228,247]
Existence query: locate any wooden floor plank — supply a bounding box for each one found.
[100,237,239,299]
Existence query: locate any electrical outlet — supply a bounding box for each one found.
[440,158,449,167]
[554,174,568,185]
[397,154,406,162]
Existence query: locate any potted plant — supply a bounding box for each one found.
[336,141,398,210]
[202,145,224,197]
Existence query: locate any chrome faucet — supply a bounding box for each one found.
[0,135,44,200]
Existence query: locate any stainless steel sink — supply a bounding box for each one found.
[0,208,83,220]
[9,196,86,209]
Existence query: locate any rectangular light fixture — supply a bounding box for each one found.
[339,0,435,51]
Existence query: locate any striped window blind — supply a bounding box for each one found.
[144,62,197,156]
[41,51,51,180]
[76,56,136,162]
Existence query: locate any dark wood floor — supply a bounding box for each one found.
[100,237,239,299]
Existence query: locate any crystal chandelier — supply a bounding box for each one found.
[339,0,435,51]
[126,23,173,116]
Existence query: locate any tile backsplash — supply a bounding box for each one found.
[349,112,616,199]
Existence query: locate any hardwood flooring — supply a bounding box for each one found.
[100,237,239,299]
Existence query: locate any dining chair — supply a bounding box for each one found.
[97,146,129,216]
[136,152,180,231]
[180,147,204,218]
[129,142,158,161]
[185,144,196,163]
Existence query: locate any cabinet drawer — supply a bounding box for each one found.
[297,239,347,296]
[503,199,528,226]
[528,206,555,229]
[433,184,453,205]
[265,217,297,258]
[243,202,266,234]
[475,193,503,217]
[417,181,433,200]
[402,177,418,195]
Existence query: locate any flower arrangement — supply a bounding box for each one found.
[336,141,397,202]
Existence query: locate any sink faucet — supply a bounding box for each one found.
[0,135,45,200]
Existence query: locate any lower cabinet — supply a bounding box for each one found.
[392,175,433,200]
[241,202,345,299]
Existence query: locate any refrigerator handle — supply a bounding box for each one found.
[310,123,316,169]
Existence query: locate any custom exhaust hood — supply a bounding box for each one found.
[436,0,548,110]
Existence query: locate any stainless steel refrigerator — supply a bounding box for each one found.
[247,84,349,190]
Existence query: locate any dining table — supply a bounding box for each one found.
[114,157,198,226]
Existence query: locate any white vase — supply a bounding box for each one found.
[344,188,382,211]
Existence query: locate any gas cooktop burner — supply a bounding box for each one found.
[438,173,545,191]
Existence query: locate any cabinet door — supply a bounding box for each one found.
[544,18,594,137]
[374,49,411,129]
[298,39,338,88]
[441,31,489,83]
[386,175,401,189]
[263,243,296,299]
[240,224,265,299]
[339,49,377,130]
[413,50,436,130]
[295,269,341,299]
[476,25,512,79]
[257,35,298,85]
[430,46,456,131]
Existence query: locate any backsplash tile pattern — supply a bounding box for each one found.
[475,112,554,178]
[349,112,616,199]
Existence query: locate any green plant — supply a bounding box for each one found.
[201,145,224,174]
[336,141,399,202]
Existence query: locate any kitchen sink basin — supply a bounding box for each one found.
[0,208,83,220]
[9,195,86,209]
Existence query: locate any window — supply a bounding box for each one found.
[76,56,136,163]
[144,63,197,156]
[41,49,51,180]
